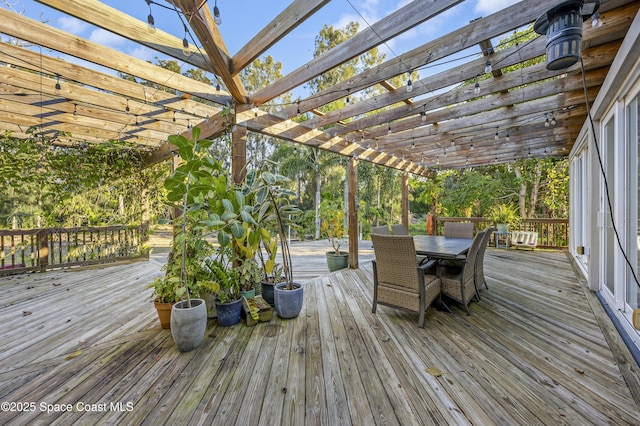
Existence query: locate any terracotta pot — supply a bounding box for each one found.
[153,301,174,329]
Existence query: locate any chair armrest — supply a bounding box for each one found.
[418,259,438,272]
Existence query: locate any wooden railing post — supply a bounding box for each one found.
[37,230,48,272]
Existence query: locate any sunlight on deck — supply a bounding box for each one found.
[0,245,638,425]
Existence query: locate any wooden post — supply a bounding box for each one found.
[348,156,358,269]
[141,185,150,259]
[232,104,248,185]
[37,230,48,272]
[401,172,409,231]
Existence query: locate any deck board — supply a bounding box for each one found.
[1,244,639,425]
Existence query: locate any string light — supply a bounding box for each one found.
[474,75,480,94]
[145,0,156,33]
[173,111,176,122]
[407,72,413,93]
[485,60,492,74]
[592,11,602,28]
[55,74,61,92]
[495,127,499,140]
[182,24,191,57]
[345,89,350,104]
[72,103,78,120]
[387,123,392,135]
[214,0,222,25]
[545,113,550,127]
[550,112,556,125]
[125,99,130,113]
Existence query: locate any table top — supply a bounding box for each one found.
[413,235,473,260]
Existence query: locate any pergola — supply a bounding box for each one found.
[1,0,637,168]
[1,0,638,256]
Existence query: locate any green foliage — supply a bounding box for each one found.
[487,204,520,226]
[319,199,346,253]
[0,132,162,229]
[200,259,240,304]
[147,276,181,304]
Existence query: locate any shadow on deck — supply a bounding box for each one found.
[0,245,638,425]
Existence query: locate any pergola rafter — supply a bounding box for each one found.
[0,0,636,176]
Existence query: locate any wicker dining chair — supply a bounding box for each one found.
[443,222,474,239]
[474,226,495,297]
[371,226,391,235]
[371,234,441,328]
[391,223,409,235]
[438,230,486,315]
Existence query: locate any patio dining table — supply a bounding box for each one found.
[413,235,474,260]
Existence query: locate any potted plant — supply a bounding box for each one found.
[236,257,261,299]
[258,170,304,318]
[320,200,349,272]
[199,258,244,327]
[148,273,180,329]
[488,204,520,233]
[162,127,213,352]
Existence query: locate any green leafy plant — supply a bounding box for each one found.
[319,200,346,254]
[199,258,240,304]
[163,127,217,306]
[487,204,520,227]
[147,276,181,304]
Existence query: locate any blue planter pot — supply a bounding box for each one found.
[240,287,255,300]
[261,281,278,306]
[170,299,207,352]
[215,297,243,327]
[274,282,304,319]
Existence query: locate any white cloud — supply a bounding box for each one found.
[474,0,520,15]
[88,28,126,48]
[127,46,154,63]
[56,16,88,35]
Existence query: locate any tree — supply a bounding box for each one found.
[241,55,291,168]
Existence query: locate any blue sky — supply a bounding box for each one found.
[4,0,521,92]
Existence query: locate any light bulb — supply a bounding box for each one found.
[214,5,221,25]
[474,81,480,94]
[485,60,492,74]
[72,104,78,120]
[147,14,156,33]
[550,114,556,126]
[182,37,191,57]
[592,12,602,29]
[407,79,413,93]
[421,112,426,122]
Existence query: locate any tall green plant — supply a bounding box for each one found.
[163,127,217,306]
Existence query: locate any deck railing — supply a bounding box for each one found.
[433,217,569,249]
[0,224,149,276]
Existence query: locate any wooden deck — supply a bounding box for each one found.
[1,244,639,425]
